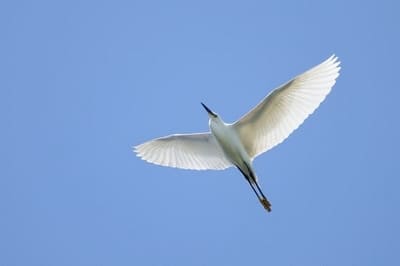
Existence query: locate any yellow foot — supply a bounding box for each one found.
[260,198,272,212]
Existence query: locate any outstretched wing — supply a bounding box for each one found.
[134,133,232,170]
[234,55,340,159]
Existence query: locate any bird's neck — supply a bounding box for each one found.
[210,117,230,136]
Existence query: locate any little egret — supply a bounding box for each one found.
[135,55,340,212]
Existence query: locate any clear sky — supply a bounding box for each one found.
[2,0,399,265]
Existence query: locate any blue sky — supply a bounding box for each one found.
[2,0,400,265]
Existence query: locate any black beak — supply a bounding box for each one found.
[201,102,217,117]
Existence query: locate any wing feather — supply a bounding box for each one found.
[234,55,341,159]
[134,132,232,170]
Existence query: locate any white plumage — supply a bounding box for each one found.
[135,133,231,170]
[234,55,340,158]
[135,55,341,212]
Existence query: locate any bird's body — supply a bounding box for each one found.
[208,117,249,172]
[207,115,272,210]
[135,55,341,212]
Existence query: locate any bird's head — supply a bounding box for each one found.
[201,102,218,119]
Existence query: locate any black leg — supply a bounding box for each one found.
[236,165,271,212]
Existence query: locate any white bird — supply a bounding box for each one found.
[134,55,340,212]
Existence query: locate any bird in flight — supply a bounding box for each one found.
[134,55,340,212]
